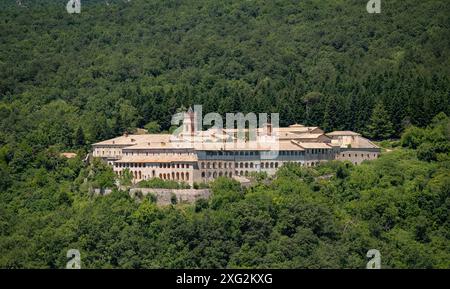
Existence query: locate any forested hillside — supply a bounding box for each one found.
[0,0,449,268]
[0,114,449,268]
[1,0,449,148]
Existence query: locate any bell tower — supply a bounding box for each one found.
[183,107,196,136]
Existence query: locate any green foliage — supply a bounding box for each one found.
[365,101,394,140]
[249,171,269,183]
[323,95,341,132]
[144,121,161,134]
[401,113,450,161]
[88,158,116,189]
[145,193,157,204]
[74,126,86,148]
[193,182,210,189]
[194,198,209,212]
[119,168,133,186]
[170,193,178,205]
[137,178,190,189]
[210,177,243,210]
[0,0,448,142]
[401,126,427,149]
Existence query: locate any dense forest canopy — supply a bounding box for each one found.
[1,0,449,148]
[0,0,449,268]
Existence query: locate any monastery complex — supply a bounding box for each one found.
[92,109,380,186]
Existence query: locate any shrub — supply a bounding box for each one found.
[137,178,190,189]
[170,193,178,205]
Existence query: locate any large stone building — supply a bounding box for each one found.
[92,110,380,186]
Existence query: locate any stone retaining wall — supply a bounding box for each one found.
[129,188,211,205]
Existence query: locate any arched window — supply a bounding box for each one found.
[250,163,254,168]
[201,162,205,169]
[219,172,223,177]
[245,163,248,168]
[138,171,142,179]
[176,172,180,180]
[201,172,205,178]
[213,172,217,178]
[270,162,274,168]
[186,172,189,180]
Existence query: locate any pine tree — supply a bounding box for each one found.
[303,91,323,126]
[114,114,126,136]
[60,122,74,148]
[74,126,85,148]
[92,115,112,141]
[366,101,394,140]
[323,95,339,132]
